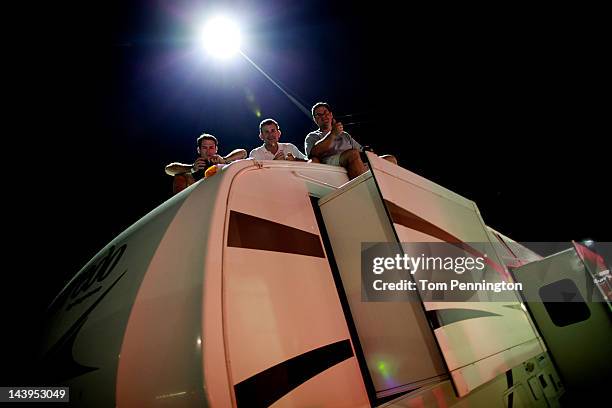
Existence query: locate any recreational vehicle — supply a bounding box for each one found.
[41,153,611,406]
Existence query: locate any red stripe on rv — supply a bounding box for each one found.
[384,199,512,281]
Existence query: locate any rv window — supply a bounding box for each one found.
[539,279,591,327]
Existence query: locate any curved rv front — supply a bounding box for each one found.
[41,158,567,407]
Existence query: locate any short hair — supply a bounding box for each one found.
[311,102,332,117]
[196,133,218,149]
[259,118,280,133]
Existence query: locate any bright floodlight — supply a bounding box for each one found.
[199,16,241,59]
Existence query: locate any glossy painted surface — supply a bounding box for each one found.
[42,159,566,407]
[366,152,545,397]
[223,163,369,407]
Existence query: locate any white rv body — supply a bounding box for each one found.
[42,156,569,407]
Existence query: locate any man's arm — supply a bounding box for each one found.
[308,132,334,159]
[308,120,343,159]
[223,149,247,163]
[166,148,246,176]
[208,148,248,164]
[165,162,193,176]
[286,144,308,161]
[166,156,213,175]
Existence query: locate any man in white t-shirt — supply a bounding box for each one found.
[249,118,308,161]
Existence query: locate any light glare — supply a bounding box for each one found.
[200,16,241,59]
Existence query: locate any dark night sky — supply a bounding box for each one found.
[5,1,608,384]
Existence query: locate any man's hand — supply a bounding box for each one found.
[273,150,285,160]
[331,119,344,137]
[193,157,210,171]
[285,153,296,161]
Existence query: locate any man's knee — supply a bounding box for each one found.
[340,148,362,165]
[380,154,398,165]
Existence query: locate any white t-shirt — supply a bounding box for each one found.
[249,143,308,161]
